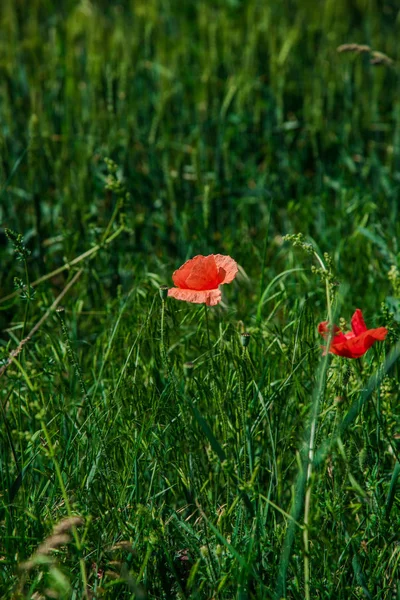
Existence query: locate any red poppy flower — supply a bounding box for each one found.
[318,308,387,359]
[168,254,238,306]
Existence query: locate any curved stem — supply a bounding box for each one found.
[303,251,333,600]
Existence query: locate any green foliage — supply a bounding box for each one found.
[1,1,400,598]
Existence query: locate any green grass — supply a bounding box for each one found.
[1,1,400,598]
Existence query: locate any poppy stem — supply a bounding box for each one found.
[204,304,212,358]
[239,346,248,483]
[204,304,216,384]
[204,304,227,451]
[160,294,170,380]
[204,304,218,380]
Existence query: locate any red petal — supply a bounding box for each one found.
[185,255,220,290]
[330,327,387,358]
[368,327,388,341]
[351,309,368,336]
[332,332,348,344]
[168,287,222,306]
[318,321,329,335]
[347,327,387,356]
[318,321,343,340]
[172,256,206,289]
[344,331,356,340]
[329,342,357,358]
[213,254,238,284]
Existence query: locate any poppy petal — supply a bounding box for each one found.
[320,309,387,359]
[318,321,329,335]
[214,254,238,284]
[318,321,343,339]
[351,309,368,336]
[332,332,348,344]
[329,342,357,358]
[185,255,219,290]
[368,327,388,341]
[346,327,387,355]
[344,331,356,340]
[172,255,205,289]
[330,327,388,358]
[168,287,222,306]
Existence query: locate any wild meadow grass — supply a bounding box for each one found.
[1,1,400,598]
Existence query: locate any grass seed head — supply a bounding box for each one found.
[35,534,71,560]
[53,516,84,535]
[337,43,371,53]
[110,541,134,552]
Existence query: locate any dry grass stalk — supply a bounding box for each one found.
[337,43,371,53]
[53,516,85,535]
[110,541,134,552]
[370,51,394,66]
[19,516,84,571]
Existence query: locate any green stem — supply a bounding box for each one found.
[137,542,153,583]
[313,250,332,324]
[160,298,167,374]
[204,304,227,454]
[39,393,89,599]
[239,347,248,483]
[58,310,88,398]
[385,461,400,519]
[100,198,122,246]
[21,259,31,340]
[303,417,316,600]
[303,251,333,600]
[204,304,212,358]
[0,225,124,305]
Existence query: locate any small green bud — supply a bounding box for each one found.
[159,286,169,301]
[241,332,251,348]
[183,361,194,378]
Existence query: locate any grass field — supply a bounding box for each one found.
[1,1,400,598]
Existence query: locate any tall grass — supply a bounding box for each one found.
[1,1,400,598]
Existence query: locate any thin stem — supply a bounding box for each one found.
[204,304,218,391]
[39,391,89,599]
[313,250,332,324]
[0,269,83,379]
[0,225,124,305]
[21,258,31,340]
[303,251,333,600]
[58,310,88,398]
[204,304,212,357]
[160,298,167,374]
[303,417,317,600]
[100,198,123,246]
[204,304,227,452]
[239,347,248,482]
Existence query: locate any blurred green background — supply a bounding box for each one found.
[1,2,400,598]
[1,0,399,306]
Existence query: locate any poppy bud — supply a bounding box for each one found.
[159,285,169,301]
[183,361,194,378]
[241,332,251,348]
